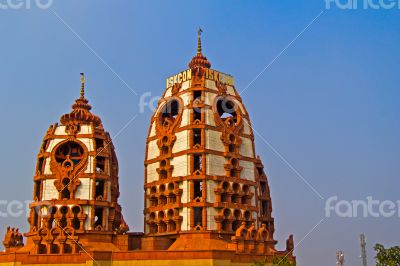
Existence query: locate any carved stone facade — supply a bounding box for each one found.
[0,35,295,266]
[144,33,276,243]
[4,75,129,255]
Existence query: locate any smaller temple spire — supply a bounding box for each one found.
[60,73,102,127]
[80,73,85,98]
[197,27,203,54]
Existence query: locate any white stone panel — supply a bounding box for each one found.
[226,85,236,96]
[180,207,190,231]
[233,99,246,113]
[251,187,256,206]
[43,158,52,175]
[85,156,94,174]
[149,121,156,137]
[204,92,217,106]
[205,79,217,90]
[242,118,252,135]
[252,210,257,220]
[172,130,189,153]
[205,130,225,152]
[54,126,67,135]
[206,154,226,176]
[79,125,92,134]
[207,207,218,230]
[171,155,189,177]
[179,180,189,204]
[180,109,190,127]
[46,138,64,153]
[78,138,94,152]
[239,137,254,158]
[40,206,48,216]
[181,80,190,91]
[206,180,216,203]
[180,92,191,107]
[42,179,58,200]
[239,160,255,181]
[164,87,172,98]
[146,162,159,183]
[147,140,160,160]
[146,197,150,209]
[75,178,92,200]
[205,109,216,126]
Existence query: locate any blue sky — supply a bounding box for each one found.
[0,1,399,265]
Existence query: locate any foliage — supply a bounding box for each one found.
[375,243,400,266]
[251,255,295,266]
[251,262,266,266]
[271,255,296,266]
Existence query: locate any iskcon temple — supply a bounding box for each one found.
[0,32,296,266]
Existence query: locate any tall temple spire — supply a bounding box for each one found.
[188,27,211,69]
[197,27,203,54]
[80,72,85,98]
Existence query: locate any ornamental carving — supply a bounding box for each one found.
[50,140,88,198]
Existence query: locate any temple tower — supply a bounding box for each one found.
[144,30,275,243]
[23,74,128,254]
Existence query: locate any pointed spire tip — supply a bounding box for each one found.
[197,27,203,54]
[80,73,85,98]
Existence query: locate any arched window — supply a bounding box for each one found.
[61,178,71,199]
[71,206,81,230]
[159,99,180,126]
[59,206,68,228]
[216,98,239,126]
[55,141,84,166]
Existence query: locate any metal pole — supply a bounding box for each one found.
[360,234,367,266]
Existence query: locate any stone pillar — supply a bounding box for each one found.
[214,190,221,203]
[190,207,195,229]
[189,181,194,201]
[202,207,207,229]
[227,192,233,203]
[103,181,109,201]
[215,216,223,231]
[90,207,95,230]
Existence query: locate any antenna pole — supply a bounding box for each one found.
[360,234,367,266]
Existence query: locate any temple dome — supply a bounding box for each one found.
[21,74,128,255]
[143,31,275,243]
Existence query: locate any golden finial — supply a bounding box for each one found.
[197,27,203,54]
[80,73,85,98]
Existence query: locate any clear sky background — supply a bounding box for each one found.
[0,1,399,265]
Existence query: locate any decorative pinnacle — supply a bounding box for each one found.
[197,27,203,54]
[80,73,85,98]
